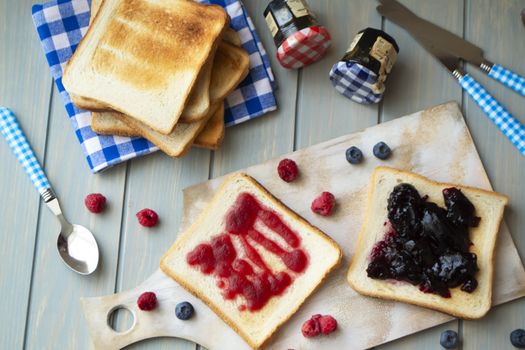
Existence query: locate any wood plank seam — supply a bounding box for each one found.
[21,78,55,350]
[292,68,302,152]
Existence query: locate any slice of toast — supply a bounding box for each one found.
[91,102,225,150]
[91,111,137,138]
[73,0,213,122]
[108,102,221,157]
[160,173,342,349]
[347,166,508,319]
[209,41,250,103]
[223,28,242,47]
[62,0,228,134]
[193,103,225,150]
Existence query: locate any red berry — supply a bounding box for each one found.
[136,208,158,227]
[137,291,157,311]
[84,193,106,213]
[277,158,299,182]
[301,318,320,338]
[311,192,336,216]
[319,315,337,335]
[311,314,322,322]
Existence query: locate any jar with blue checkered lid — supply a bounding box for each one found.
[330,28,399,104]
[263,0,331,69]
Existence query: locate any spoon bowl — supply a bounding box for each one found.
[57,224,99,275]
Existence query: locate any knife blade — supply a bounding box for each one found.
[377,0,487,67]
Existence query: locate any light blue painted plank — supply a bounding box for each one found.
[462,0,525,348]
[113,150,211,350]
[0,0,53,348]
[295,0,381,149]
[379,1,464,348]
[24,85,127,349]
[211,0,298,178]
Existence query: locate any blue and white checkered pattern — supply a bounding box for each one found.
[488,64,525,97]
[0,107,51,194]
[459,74,525,156]
[31,0,277,173]
[329,61,384,104]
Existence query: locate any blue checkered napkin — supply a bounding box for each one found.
[459,74,525,156]
[329,61,384,104]
[31,0,277,173]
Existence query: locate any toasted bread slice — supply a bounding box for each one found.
[91,112,137,137]
[182,60,213,121]
[75,0,213,122]
[108,102,221,157]
[347,166,508,319]
[160,173,342,349]
[223,28,242,47]
[91,103,225,150]
[210,41,250,103]
[63,0,228,134]
[193,103,225,150]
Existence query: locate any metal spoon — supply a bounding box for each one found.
[0,107,99,275]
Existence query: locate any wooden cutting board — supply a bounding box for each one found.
[81,102,525,349]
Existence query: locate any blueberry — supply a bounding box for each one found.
[511,329,525,348]
[175,301,194,320]
[373,142,392,160]
[440,330,459,349]
[346,146,363,164]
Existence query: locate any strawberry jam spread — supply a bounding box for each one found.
[367,184,481,298]
[186,192,308,311]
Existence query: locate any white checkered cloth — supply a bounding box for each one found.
[459,74,525,156]
[0,107,50,194]
[489,64,525,97]
[32,0,277,173]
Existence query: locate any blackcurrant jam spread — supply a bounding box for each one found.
[367,184,481,297]
[187,192,308,311]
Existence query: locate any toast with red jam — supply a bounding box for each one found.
[161,173,342,349]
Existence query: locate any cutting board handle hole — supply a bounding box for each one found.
[107,306,135,334]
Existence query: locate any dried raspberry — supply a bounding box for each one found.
[301,318,320,338]
[277,158,299,182]
[311,192,336,216]
[319,315,337,335]
[137,291,157,311]
[84,193,106,213]
[136,208,159,227]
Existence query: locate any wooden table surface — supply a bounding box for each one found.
[1,0,524,349]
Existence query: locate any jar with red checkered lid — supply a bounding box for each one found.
[264,0,331,69]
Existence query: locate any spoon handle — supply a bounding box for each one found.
[0,107,53,199]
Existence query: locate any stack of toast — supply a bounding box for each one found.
[63,0,250,157]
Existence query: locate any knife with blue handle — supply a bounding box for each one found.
[378,0,525,156]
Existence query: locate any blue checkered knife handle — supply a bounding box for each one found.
[0,107,51,194]
[488,64,525,97]
[458,74,525,156]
